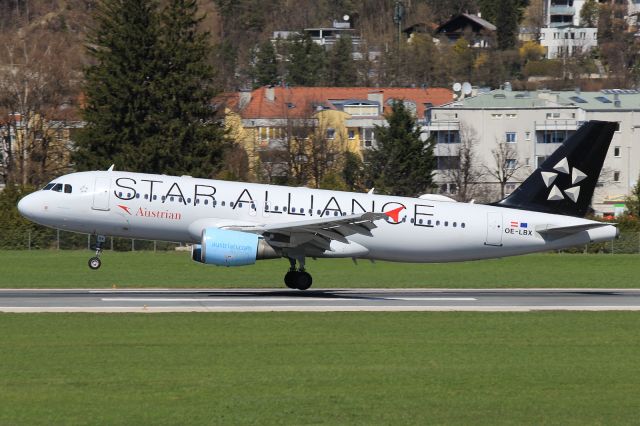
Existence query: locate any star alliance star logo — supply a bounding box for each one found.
[541,157,586,203]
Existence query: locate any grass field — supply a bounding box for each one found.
[0,312,638,425]
[0,250,638,288]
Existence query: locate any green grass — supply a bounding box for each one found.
[0,250,638,288]
[0,312,639,425]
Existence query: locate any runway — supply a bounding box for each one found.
[2,288,640,312]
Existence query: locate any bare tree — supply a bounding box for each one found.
[0,30,79,186]
[484,140,527,199]
[439,122,485,202]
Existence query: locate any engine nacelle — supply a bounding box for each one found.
[191,228,278,266]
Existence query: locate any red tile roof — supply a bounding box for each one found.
[222,86,452,120]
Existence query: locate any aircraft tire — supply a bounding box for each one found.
[88,257,101,270]
[295,271,313,291]
[284,271,297,289]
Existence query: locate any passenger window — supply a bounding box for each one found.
[222,201,226,206]
[453,222,457,227]
[153,195,157,200]
[204,199,209,205]
[64,184,72,194]
[170,197,174,202]
[445,221,448,227]
[144,194,148,199]
[187,198,191,203]
[300,208,304,213]
[461,223,466,228]
[436,220,440,226]
[52,183,63,192]
[135,193,140,199]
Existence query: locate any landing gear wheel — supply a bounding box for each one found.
[295,271,312,290]
[88,257,101,270]
[283,256,313,290]
[284,271,298,289]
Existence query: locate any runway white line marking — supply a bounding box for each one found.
[100,297,478,302]
[100,297,353,302]
[389,297,477,301]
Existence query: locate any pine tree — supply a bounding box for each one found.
[74,0,163,172]
[286,33,326,86]
[367,101,436,196]
[328,36,357,86]
[74,0,227,177]
[152,0,228,177]
[253,40,279,88]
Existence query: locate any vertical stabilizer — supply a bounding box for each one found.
[495,121,617,217]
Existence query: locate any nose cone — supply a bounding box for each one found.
[17,193,39,221]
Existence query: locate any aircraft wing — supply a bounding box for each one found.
[223,211,393,251]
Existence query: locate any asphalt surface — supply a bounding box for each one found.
[2,288,640,312]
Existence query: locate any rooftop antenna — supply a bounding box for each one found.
[452,82,462,100]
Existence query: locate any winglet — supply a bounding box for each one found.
[107,164,115,172]
[384,206,405,222]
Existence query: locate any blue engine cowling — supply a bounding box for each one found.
[191,228,278,266]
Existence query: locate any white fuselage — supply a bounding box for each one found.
[18,171,617,263]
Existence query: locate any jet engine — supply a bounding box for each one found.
[191,228,279,266]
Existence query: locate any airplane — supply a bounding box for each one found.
[17,120,618,290]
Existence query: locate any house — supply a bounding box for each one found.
[434,13,496,48]
[219,86,452,183]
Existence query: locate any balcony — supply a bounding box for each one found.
[423,120,460,132]
[534,120,581,131]
[549,5,575,15]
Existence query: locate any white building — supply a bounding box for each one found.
[424,89,640,216]
[540,26,598,59]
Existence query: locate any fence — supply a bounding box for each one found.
[1,228,640,254]
[1,228,184,252]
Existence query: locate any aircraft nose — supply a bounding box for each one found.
[17,193,39,220]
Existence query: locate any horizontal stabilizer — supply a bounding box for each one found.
[536,222,612,236]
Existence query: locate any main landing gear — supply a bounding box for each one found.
[88,235,106,270]
[284,257,312,290]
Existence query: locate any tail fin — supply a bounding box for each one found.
[494,120,617,217]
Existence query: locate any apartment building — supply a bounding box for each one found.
[425,88,640,216]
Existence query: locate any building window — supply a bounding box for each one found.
[348,129,356,139]
[539,130,568,144]
[362,128,375,148]
[505,132,517,143]
[505,159,517,169]
[506,113,517,119]
[436,131,460,144]
[546,112,561,119]
[491,114,503,119]
[505,183,517,195]
[326,128,335,139]
[614,146,621,157]
[437,156,460,170]
[613,171,621,182]
[525,131,531,140]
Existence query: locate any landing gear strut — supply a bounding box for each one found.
[88,235,106,270]
[284,257,312,290]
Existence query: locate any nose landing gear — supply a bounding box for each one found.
[284,257,313,290]
[88,235,106,270]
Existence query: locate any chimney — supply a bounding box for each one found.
[265,86,275,102]
[239,90,251,110]
[367,91,384,113]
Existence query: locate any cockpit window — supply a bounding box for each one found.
[43,183,55,190]
[52,183,63,192]
[64,184,72,194]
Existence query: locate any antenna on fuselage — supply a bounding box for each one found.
[107,164,115,172]
[367,188,375,195]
